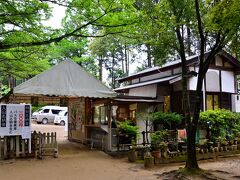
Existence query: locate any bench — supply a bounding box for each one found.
[83,137,104,150]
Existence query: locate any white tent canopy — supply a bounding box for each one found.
[14,59,116,98]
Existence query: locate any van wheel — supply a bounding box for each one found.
[42,118,48,124]
[60,120,65,126]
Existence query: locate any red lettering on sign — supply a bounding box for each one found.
[19,111,24,127]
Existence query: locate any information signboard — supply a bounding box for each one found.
[0,104,31,139]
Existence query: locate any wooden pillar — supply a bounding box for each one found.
[22,139,25,157]
[16,136,20,157]
[43,133,46,144]
[108,104,112,151]
[47,133,50,144]
[219,70,223,108]
[51,132,54,144]
[27,138,31,154]
[4,136,8,159]
[0,137,2,159]
[10,137,14,158]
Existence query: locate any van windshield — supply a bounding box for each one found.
[34,108,43,113]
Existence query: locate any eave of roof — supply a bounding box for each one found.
[113,98,162,103]
[114,74,181,91]
[117,54,203,83]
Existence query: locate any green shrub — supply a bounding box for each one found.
[151,130,168,144]
[199,109,240,141]
[150,112,183,124]
[151,130,168,150]
[117,120,140,137]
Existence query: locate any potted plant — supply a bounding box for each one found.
[117,121,139,163]
[160,141,168,158]
[220,139,228,151]
[150,130,168,159]
[128,144,138,162]
[144,151,154,168]
[117,120,140,145]
[235,133,240,150]
[150,131,162,159]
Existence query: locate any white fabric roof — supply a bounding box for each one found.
[114,75,180,91]
[13,59,116,98]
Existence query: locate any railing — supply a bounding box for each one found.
[141,130,178,146]
[32,131,58,159]
[0,131,58,160]
[0,136,31,160]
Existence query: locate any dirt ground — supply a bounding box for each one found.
[31,122,68,142]
[0,124,240,180]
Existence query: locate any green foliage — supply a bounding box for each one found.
[47,39,98,77]
[117,120,140,137]
[199,109,240,141]
[0,47,50,79]
[89,33,130,88]
[0,0,138,88]
[150,112,183,124]
[150,130,168,150]
[0,0,52,47]
[0,0,53,83]
[1,85,10,96]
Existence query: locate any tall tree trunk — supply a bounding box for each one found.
[146,44,151,67]
[112,53,115,89]
[169,0,199,169]
[124,44,129,75]
[99,56,103,81]
[120,45,125,74]
[169,0,225,171]
[8,75,16,89]
[127,50,130,76]
[122,56,125,75]
[176,27,199,170]
[187,27,191,56]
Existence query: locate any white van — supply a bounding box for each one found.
[54,110,68,126]
[33,106,67,124]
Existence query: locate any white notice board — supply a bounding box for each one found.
[0,104,31,139]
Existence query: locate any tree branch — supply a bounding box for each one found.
[194,0,205,67]
[0,12,37,18]
[72,31,126,38]
[0,5,125,50]
[39,0,69,7]
[92,22,136,28]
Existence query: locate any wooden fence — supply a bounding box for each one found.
[32,131,58,159]
[0,136,31,159]
[0,131,58,160]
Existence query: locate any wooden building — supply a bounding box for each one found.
[115,50,240,115]
[12,59,121,151]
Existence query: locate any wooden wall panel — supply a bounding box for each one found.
[68,98,86,141]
